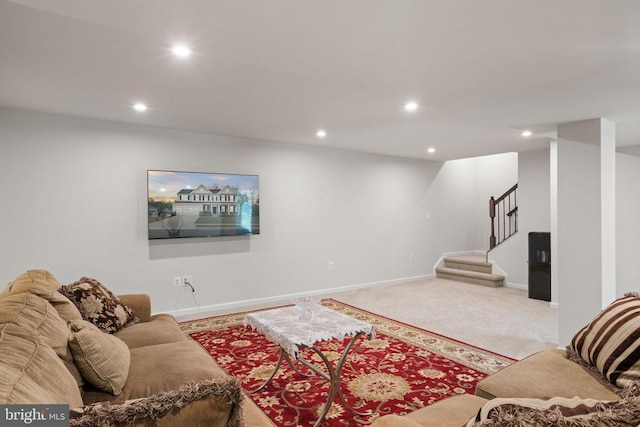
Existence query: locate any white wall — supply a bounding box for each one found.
[5,107,634,342]
[489,148,551,288]
[474,153,520,250]
[0,108,443,316]
[616,152,640,295]
[427,152,518,255]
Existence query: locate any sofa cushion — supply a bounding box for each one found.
[61,277,137,333]
[68,320,130,395]
[114,313,187,349]
[407,394,487,427]
[570,293,640,389]
[0,292,83,387]
[0,322,83,407]
[475,348,620,401]
[241,394,280,427]
[82,340,227,404]
[464,395,640,426]
[370,415,422,427]
[370,394,488,427]
[5,270,82,322]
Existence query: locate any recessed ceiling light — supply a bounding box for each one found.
[521,130,532,137]
[427,147,436,154]
[171,44,192,58]
[404,101,419,112]
[133,102,147,112]
[316,129,327,138]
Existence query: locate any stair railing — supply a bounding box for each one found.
[489,183,518,250]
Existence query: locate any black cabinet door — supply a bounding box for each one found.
[529,262,551,301]
[528,232,551,301]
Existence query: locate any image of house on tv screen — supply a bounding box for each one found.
[147,170,260,239]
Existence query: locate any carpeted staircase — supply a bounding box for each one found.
[436,256,505,287]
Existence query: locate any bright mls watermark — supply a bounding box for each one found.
[1,405,68,426]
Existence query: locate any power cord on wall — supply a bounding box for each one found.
[183,278,195,293]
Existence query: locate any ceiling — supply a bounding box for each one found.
[1,0,639,161]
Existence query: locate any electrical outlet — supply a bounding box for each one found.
[182,276,192,286]
[173,276,182,287]
[409,254,414,262]
[328,262,334,270]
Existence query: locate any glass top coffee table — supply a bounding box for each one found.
[244,304,375,427]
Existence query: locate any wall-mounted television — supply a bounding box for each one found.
[147,170,259,240]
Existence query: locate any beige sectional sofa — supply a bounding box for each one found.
[0,270,274,427]
[371,347,622,427]
[373,293,640,426]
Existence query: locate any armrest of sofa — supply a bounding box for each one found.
[118,294,151,323]
[69,378,243,427]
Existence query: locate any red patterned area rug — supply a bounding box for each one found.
[180,299,513,426]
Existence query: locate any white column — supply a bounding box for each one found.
[601,120,616,307]
[554,118,616,346]
[550,141,559,308]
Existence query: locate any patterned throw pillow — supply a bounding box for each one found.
[569,293,640,389]
[61,277,137,333]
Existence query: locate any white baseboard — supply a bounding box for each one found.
[505,282,527,291]
[549,302,558,309]
[167,274,433,322]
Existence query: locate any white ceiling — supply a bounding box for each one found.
[1,0,639,160]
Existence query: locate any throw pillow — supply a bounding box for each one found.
[0,292,84,387]
[61,277,137,333]
[4,269,83,322]
[0,322,84,407]
[68,319,130,395]
[465,395,640,426]
[569,293,640,389]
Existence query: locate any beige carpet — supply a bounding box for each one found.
[332,277,558,360]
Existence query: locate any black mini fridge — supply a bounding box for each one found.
[528,232,551,301]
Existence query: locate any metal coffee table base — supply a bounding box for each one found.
[249,331,371,427]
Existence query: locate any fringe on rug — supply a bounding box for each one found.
[69,378,244,427]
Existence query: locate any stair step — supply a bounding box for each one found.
[435,267,505,288]
[443,257,492,274]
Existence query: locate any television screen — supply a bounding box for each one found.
[147,170,259,239]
